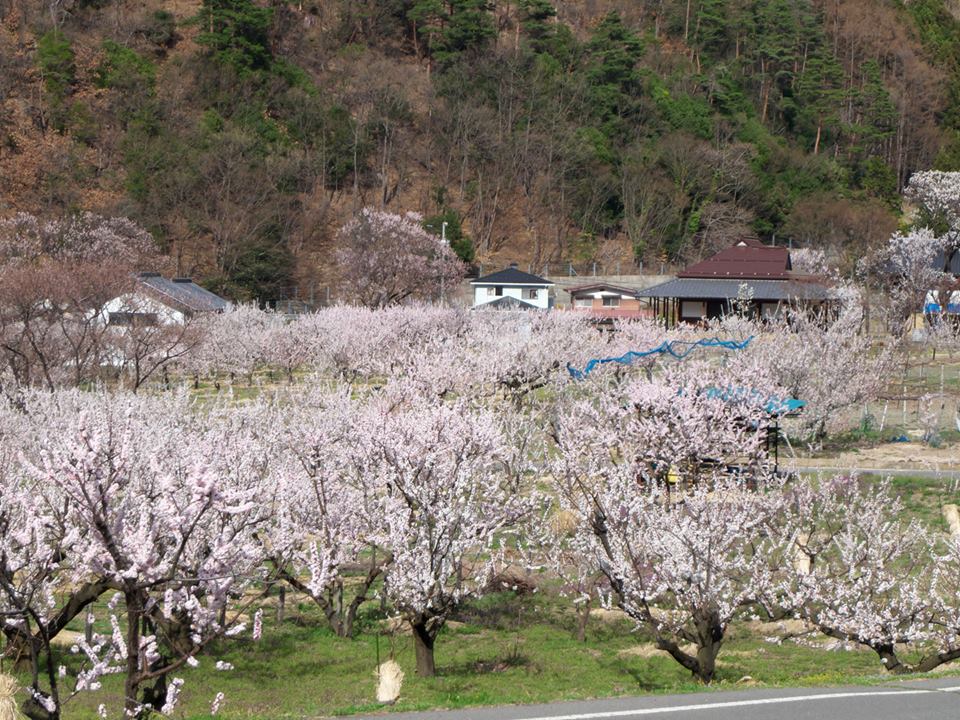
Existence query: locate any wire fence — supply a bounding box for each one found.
[258,284,332,314]
[474,261,669,279]
[849,358,960,437]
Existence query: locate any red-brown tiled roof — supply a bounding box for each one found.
[566,283,639,296]
[678,240,792,280]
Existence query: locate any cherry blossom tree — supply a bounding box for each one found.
[259,312,318,383]
[868,228,950,333]
[186,304,272,383]
[789,247,831,277]
[0,213,162,390]
[18,391,273,717]
[905,170,960,241]
[108,314,202,393]
[0,213,158,266]
[366,389,530,676]
[266,389,390,637]
[335,208,465,308]
[863,171,960,334]
[399,310,607,415]
[546,362,785,682]
[730,308,894,442]
[303,306,394,384]
[0,409,75,719]
[773,475,960,674]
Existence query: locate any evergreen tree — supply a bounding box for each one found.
[37,30,75,103]
[408,0,495,66]
[519,0,556,54]
[583,12,643,138]
[196,0,274,75]
[691,0,732,61]
[424,208,474,264]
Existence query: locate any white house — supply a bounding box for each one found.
[924,289,960,318]
[922,248,960,324]
[470,264,553,310]
[101,272,231,326]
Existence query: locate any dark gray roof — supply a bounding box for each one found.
[472,266,553,286]
[935,249,960,276]
[474,296,541,310]
[636,278,835,302]
[137,273,230,313]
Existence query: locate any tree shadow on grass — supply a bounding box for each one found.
[439,652,539,677]
[623,666,669,692]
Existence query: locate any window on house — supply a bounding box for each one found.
[486,287,497,297]
[574,297,592,308]
[681,301,706,319]
[602,296,620,307]
[108,311,159,326]
[522,288,539,300]
[761,302,781,319]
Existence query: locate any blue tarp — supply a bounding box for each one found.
[702,386,806,416]
[567,337,753,380]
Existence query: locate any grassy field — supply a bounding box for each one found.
[43,589,945,720]
[12,474,958,720]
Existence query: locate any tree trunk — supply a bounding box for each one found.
[2,623,39,670]
[872,641,960,674]
[276,585,285,624]
[576,600,591,643]
[124,590,144,716]
[411,620,437,677]
[696,641,720,683]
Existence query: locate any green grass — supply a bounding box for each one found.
[792,473,958,531]
[13,474,960,719]
[22,587,959,720]
[880,473,959,531]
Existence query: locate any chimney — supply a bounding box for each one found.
[172,278,193,284]
[509,262,519,269]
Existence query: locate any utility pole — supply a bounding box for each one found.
[440,221,449,305]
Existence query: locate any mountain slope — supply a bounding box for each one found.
[0,0,957,300]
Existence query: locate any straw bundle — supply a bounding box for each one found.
[375,659,404,705]
[0,675,25,720]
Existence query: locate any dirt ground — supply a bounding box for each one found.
[787,441,960,472]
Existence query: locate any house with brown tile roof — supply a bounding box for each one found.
[638,240,836,325]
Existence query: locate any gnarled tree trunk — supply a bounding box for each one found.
[410,619,442,677]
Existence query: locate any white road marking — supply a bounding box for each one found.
[512,689,939,720]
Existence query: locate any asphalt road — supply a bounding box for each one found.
[354,678,960,720]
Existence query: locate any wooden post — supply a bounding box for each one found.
[902,380,907,429]
[901,362,908,430]
[940,364,945,427]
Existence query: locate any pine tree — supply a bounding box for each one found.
[583,12,644,139]
[519,0,556,53]
[408,0,495,66]
[196,0,274,75]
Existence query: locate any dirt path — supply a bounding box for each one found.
[786,441,960,475]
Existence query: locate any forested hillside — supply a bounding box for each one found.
[1,0,959,300]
